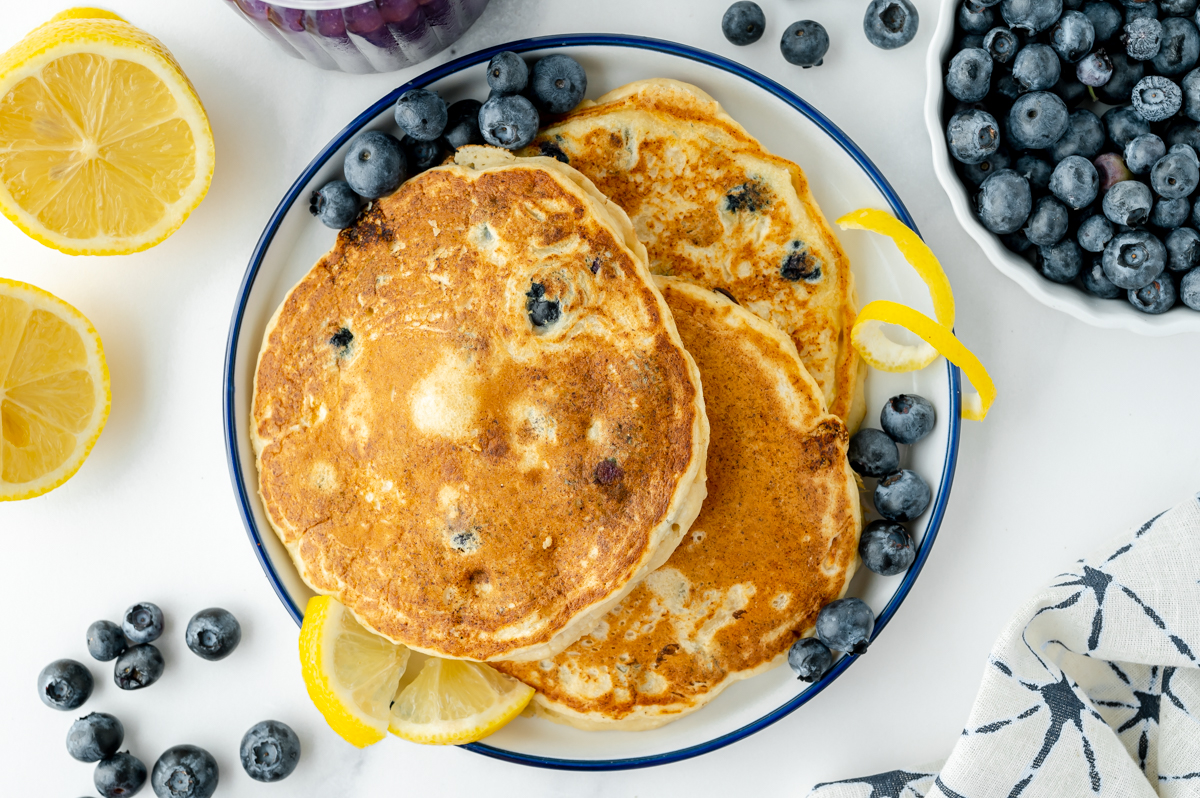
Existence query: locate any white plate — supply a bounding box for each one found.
[924,0,1200,336]
[224,34,961,770]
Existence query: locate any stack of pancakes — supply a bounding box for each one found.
[253,80,863,730]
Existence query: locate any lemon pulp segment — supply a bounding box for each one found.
[389,657,534,745]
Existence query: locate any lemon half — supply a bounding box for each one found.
[389,657,534,746]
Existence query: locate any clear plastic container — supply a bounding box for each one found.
[222,0,491,74]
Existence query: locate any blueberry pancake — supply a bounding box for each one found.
[252,149,709,663]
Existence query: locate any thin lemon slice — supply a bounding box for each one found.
[0,10,214,255]
[299,595,410,749]
[389,657,534,745]
[854,301,997,421]
[0,277,109,500]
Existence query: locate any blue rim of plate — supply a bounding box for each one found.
[223,32,962,772]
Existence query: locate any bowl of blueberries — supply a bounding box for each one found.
[925,0,1200,334]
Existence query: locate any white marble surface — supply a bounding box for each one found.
[2,1,1198,795]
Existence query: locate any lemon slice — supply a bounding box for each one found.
[0,278,109,500]
[299,595,410,749]
[389,657,534,745]
[0,9,214,255]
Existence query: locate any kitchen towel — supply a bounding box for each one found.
[810,492,1200,798]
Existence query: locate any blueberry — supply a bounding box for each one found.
[960,148,1012,186]
[39,659,92,710]
[1181,266,1200,307]
[1129,274,1178,311]
[1084,1,1124,41]
[1096,51,1147,103]
[393,89,447,142]
[1094,151,1135,190]
[1167,226,1200,270]
[1083,254,1127,296]
[1038,238,1085,282]
[405,137,445,174]
[1050,157,1101,211]
[96,752,147,798]
[946,48,993,101]
[1124,16,1164,58]
[443,99,483,149]
[122,602,163,644]
[530,54,587,114]
[875,469,932,522]
[485,51,528,94]
[1102,179,1154,224]
[525,282,560,328]
[860,519,917,575]
[781,20,830,67]
[87,620,127,662]
[1166,120,1200,149]
[864,0,920,48]
[1002,229,1038,257]
[1026,196,1071,245]
[68,713,124,763]
[947,108,1001,164]
[848,428,900,478]
[1009,92,1070,151]
[1051,70,1090,106]
[114,643,164,690]
[308,181,360,230]
[1051,10,1098,60]
[1133,75,1184,121]
[343,131,406,200]
[815,598,875,655]
[1163,0,1199,15]
[983,26,1020,62]
[1126,3,1160,22]
[1184,68,1200,126]
[1102,228,1168,286]
[1050,111,1106,163]
[1151,151,1200,196]
[787,637,834,682]
[958,33,987,51]
[1152,16,1200,73]
[1002,0,1065,32]
[478,94,539,149]
[959,2,995,33]
[1015,154,1055,192]
[1014,44,1062,91]
[151,745,219,798]
[1170,142,1200,166]
[1150,195,1191,226]
[995,72,1024,101]
[1077,48,1115,85]
[1078,212,1115,250]
[722,1,766,45]
[240,720,301,782]
[185,608,241,661]
[977,169,1033,233]
[1125,133,1167,173]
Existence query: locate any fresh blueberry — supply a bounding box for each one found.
[1051,70,1090,106]
[947,108,1000,163]
[722,1,766,45]
[1084,1,1124,41]
[816,598,875,655]
[787,637,834,682]
[848,428,901,478]
[86,620,127,662]
[478,94,539,149]
[1002,0,1064,32]
[1077,48,1115,85]
[185,608,241,661]
[946,48,993,101]
[959,2,995,33]
[1026,196,1071,245]
[1051,110,1105,163]
[1129,274,1178,311]
[1152,16,1200,74]
[1013,44,1062,91]
[67,713,124,763]
[1078,212,1116,251]
[995,72,1024,101]
[96,752,147,798]
[875,469,932,522]
[1183,67,1200,118]
[1126,2,1160,22]
[961,148,1013,186]
[983,26,1019,62]
[151,745,219,798]
[1051,10,1098,60]
[1151,150,1200,196]
[1181,266,1200,307]
[1015,154,1055,192]
[1009,92,1070,152]
[864,0,920,48]
[240,720,301,782]
[1125,134,1167,174]
[122,602,163,645]
[1002,229,1038,258]
[114,643,164,690]
[1102,179,1154,224]
[443,99,483,149]
[1094,151,1135,190]
[1105,105,1152,150]
[1050,156,1101,210]
[308,181,360,230]
[1083,254,1127,297]
[1166,120,1200,149]
[1096,51,1147,103]
[1166,226,1200,270]
[958,33,986,50]
[1124,16,1164,59]
[1170,141,1200,166]
[781,20,830,67]
[1163,0,1199,15]
[1133,75,1184,121]
[978,169,1033,233]
[1151,195,1191,227]
[530,54,587,113]
[39,659,93,710]
[1038,239,1085,282]
[858,519,917,576]
[485,51,528,94]
[394,89,447,142]
[343,131,405,199]
[405,137,445,174]
[1102,228,1168,287]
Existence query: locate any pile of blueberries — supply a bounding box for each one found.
[38,603,299,797]
[720,0,922,65]
[786,394,936,684]
[309,51,588,230]
[944,0,1200,313]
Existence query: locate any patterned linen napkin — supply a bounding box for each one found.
[810,493,1200,798]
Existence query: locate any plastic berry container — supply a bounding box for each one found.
[222,0,491,74]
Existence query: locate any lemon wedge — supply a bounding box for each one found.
[299,595,410,749]
[0,9,214,255]
[1,278,109,500]
[389,657,534,745]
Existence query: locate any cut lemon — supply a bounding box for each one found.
[299,595,410,749]
[389,657,534,745]
[0,278,109,500]
[0,9,214,255]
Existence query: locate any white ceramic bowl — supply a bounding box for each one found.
[923,0,1200,336]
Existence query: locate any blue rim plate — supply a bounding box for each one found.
[224,33,961,772]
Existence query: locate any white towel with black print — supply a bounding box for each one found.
[809,493,1200,798]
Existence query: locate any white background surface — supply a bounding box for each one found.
[2,1,1197,795]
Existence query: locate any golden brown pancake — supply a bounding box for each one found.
[497,278,861,728]
[523,79,865,431]
[252,149,709,662]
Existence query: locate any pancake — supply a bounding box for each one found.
[252,148,709,662]
[522,78,865,431]
[496,278,861,729]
